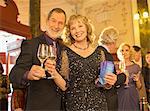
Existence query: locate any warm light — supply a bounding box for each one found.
[134,13,140,20]
[134,11,149,24]
[142,11,149,18]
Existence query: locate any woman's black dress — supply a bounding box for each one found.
[64,47,108,111]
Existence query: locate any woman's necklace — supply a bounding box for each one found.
[73,43,89,50]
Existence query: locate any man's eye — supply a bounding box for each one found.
[70,27,75,30]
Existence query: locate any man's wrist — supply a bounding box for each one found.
[21,71,30,86]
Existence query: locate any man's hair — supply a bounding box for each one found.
[47,8,66,22]
[132,45,141,52]
[98,26,119,45]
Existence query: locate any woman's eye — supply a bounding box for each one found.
[79,25,83,28]
[70,27,75,31]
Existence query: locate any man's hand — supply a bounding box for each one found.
[27,65,45,80]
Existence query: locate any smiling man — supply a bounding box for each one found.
[9,8,67,111]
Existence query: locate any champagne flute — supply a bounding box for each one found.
[44,45,57,79]
[37,44,49,68]
[124,70,130,88]
[48,45,57,61]
[119,61,129,88]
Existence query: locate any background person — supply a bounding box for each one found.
[117,43,142,111]
[132,45,147,110]
[132,45,142,67]
[142,51,150,103]
[98,26,126,111]
[0,62,10,111]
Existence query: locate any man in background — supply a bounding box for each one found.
[98,26,126,111]
[132,45,148,110]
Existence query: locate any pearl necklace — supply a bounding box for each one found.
[73,43,89,50]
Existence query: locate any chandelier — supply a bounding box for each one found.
[134,11,149,24]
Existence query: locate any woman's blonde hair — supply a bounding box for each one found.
[61,14,95,45]
[117,43,134,61]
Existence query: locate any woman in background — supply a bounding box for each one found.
[142,51,150,103]
[117,43,142,111]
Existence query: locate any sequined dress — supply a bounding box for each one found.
[64,46,108,111]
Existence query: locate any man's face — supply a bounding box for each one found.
[46,12,66,39]
[109,42,117,53]
[134,51,141,62]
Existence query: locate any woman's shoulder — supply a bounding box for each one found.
[130,62,141,71]
[97,45,108,53]
[133,62,140,68]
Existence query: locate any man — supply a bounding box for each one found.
[9,8,67,111]
[132,45,142,67]
[98,26,126,111]
[132,45,147,110]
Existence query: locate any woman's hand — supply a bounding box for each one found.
[14,108,23,111]
[44,59,67,91]
[44,58,58,78]
[104,73,117,86]
[132,72,140,82]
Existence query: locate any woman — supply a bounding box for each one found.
[117,43,142,111]
[142,51,150,103]
[45,15,117,111]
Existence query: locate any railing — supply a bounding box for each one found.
[140,97,150,111]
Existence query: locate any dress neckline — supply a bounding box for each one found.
[66,46,99,59]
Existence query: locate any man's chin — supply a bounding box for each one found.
[50,36,58,40]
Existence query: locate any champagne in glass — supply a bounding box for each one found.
[118,61,129,88]
[37,44,49,67]
[43,45,57,79]
[48,45,57,61]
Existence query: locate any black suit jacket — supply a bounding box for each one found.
[99,46,126,111]
[9,34,62,110]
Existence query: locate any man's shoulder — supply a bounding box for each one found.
[25,34,44,45]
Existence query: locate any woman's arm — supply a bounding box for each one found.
[44,59,67,91]
[133,72,142,89]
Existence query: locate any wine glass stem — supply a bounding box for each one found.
[41,62,43,68]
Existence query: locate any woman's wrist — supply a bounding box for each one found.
[104,84,112,89]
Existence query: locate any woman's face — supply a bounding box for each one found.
[121,45,130,60]
[145,53,150,65]
[70,20,87,42]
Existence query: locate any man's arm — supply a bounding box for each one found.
[115,73,126,86]
[9,40,32,86]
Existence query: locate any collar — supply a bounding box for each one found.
[101,44,110,52]
[44,32,56,45]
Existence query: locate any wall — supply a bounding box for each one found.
[41,0,135,47]
[10,0,135,47]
